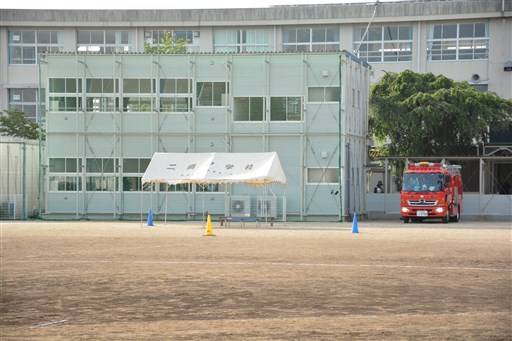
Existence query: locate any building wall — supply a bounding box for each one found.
[40,52,370,219]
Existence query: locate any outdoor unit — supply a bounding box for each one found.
[256,196,277,218]
[230,195,251,217]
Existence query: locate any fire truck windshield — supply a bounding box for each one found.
[402,173,444,192]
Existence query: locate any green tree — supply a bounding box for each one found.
[144,31,189,54]
[369,70,512,157]
[0,110,43,140]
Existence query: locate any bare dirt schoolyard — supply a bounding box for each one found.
[1,219,511,340]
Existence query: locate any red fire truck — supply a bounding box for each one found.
[400,162,463,223]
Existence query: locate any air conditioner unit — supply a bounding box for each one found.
[256,196,277,218]
[230,195,251,217]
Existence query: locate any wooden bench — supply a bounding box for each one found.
[219,216,274,227]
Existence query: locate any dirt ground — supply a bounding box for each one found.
[1,219,511,340]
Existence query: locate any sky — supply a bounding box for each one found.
[3,0,386,10]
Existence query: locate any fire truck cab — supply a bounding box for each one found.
[400,162,463,223]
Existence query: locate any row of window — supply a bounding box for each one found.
[49,157,339,191]
[10,84,339,121]
[47,77,340,119]
[8,23,489,64]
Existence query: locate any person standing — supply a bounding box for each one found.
[374,180,384,193]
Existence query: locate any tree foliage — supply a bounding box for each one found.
[144,31,188,54]
[369,70,512,157]
[0,110,43,140]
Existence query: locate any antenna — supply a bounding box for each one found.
[354,0,380,54]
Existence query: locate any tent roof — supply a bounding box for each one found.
[142,152,287,186]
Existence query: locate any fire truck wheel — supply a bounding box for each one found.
[403,217,410,224]
[450,206,460,223]
[442,210,449,223]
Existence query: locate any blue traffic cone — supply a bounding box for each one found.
[352,213,359,234]
[147,209,154,227]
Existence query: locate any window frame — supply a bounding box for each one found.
[426,22,489,61]
[283,27,339,52]
[353,25,413,63]
[8,29,63,65]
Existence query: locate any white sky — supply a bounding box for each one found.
[3,0,386,10]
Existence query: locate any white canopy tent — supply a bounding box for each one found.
[141,152,287,223]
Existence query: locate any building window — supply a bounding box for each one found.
[49,176,82,191]
[86,176,118,191]
[270,97,302,121]
[49,157,82,173]
[308,87,340,102]
[159,183,191,192]
[85,78,119,112]
[307,168,339,184]
[159,79,192,112]
[196,184,224,192]
[86,158,118,173]
[427,23,489,61]
[122,158,150,192]
[354,25,412,63]
[144,29,194,49]
[233,97,264,121]
[77,30,131,53]
[283,27,339,52]
[8,30,63,64]
[122,78,152,112]
[213,29,269,52]
[85,158,118,192]
[48,78,83,112]
[9,89,38,121]
[196,82,228,106]
[48,158,83,192]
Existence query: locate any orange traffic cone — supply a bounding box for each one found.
[203,214,215,236]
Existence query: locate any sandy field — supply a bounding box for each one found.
[0,219,511,340]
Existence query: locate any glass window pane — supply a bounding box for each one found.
[384,26,397,40]
[459,24,474,38]
[50,158,66,172]
[250,97,263,121]
[398,26,412,40]
[176,79,189,93]
[103,79,114,93]
[442,24,457,39]
[23,89,37,102]
[283,28,296,43]
[160,79,175,93]
[474,23,486,37]
[270,97,286,121]
[312,28,326,42]
[123,79,139,93]
[66,158,77,173]
[308,87,324,102]
[50,78,66,92]
[66,79,77,93]
[325,87,339,102]
[296,28,310,43]
[77,31,90,44]
[23,46,36,63]
[234,97,249,121]
[212,83,226,106]
[22,31,36,44]
[123,159,139,173]
[105,31,116,44]
[90,31,104,44]
[368,27,382,41]
[38,30,51,44]
[139,79,151,93]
